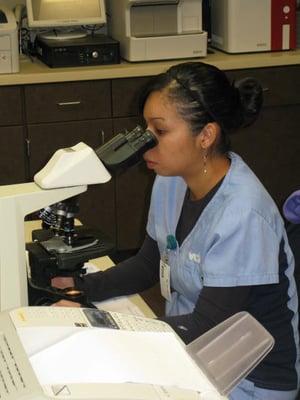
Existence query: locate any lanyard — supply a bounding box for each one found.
[160,234,177,301]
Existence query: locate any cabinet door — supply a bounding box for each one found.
[27,119,116,242]
[231,105,300,207]
[112,76,153,117]
[0,126,27,184]
[0,86,26,184]
[226,66,300,206]
[112,77,155,250]
[0,86,23,126]
[113,117,155,250]
[226,65,300,107]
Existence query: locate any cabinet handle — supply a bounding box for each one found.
[100,130,105,145]
[26,138,30,157]
[57,101,81,107]
[262,87,270,93]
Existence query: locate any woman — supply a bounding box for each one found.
[53,62,299,399]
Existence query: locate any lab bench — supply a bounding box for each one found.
[1,49,300,253]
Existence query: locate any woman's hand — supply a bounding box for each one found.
[51,299,81,307]
[51,276,75,289]
[51,277,85,307]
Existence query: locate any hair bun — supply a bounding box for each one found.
[234,77,263,127]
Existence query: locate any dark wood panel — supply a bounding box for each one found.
[76,183,116,243]
[113,117,155,250]
[112,76,153,117]
[231,104,300,207]
[25,80,112,123]
[0,86,23,126]
[115,163,154,249]
[0,126,26,184]
[27,119,113,175]
[226,65,300,107]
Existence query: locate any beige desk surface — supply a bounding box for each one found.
[25,220,155,318]
[2,48,300,86]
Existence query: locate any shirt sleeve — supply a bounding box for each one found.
[75,234,160,302]
[202,207,281,286]
[160,285,252,344]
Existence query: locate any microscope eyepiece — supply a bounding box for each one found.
[95,125,157,171]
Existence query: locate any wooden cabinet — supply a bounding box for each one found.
[24,80,112,123]
[1,64,299,251]
[226,66,300,206]
[226,65,300,107]
[0,86,26,184]
[112,116,155,250]
[112,77,151,117]
[112,77,154,250]
[0,126,27,184]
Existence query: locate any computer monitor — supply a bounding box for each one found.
[26,0,106,40]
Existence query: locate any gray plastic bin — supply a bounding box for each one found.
[187,312,275,397]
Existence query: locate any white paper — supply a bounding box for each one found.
[17,326,81,357]
[29,329,215,393]
[84,262,103,274]
[94,296,145,317]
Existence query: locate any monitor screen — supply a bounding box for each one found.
[26,0,106,29]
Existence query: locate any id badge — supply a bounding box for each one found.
[160,259,172,301]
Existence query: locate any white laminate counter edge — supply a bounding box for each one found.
[2,48,300,86]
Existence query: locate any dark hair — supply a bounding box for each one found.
[139,62,263,153]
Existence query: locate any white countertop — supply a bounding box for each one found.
[2,48,300,86]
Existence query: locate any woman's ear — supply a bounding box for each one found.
[196,122,221,150]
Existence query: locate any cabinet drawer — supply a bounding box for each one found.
[0,86,23,126]
[112,76,153,118]
[25,80,112,123]
[226,65,300,107]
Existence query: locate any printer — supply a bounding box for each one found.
[0,307,274,400]
[210,0,297,53]
[106,0,207,61]
[0,4,19,73]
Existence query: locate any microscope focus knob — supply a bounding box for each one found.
[92,51,99,59]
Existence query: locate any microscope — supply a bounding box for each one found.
[0,126,156,311]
